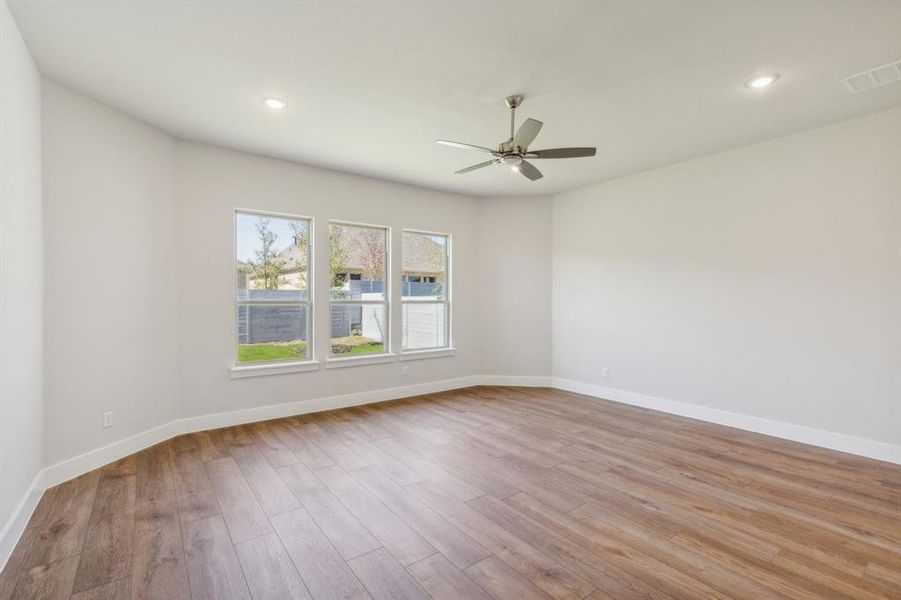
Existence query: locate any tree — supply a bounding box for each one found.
[355,227,385,281]
[248,218,286,289]
[289,222,310,290]
[290,221,308,254]
[329,226,350,288]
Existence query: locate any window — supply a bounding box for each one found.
[235,210,312,364]
[329,222,389,356]
[402,230,450,351]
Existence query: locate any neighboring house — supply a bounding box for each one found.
[239,228,445,291]
[399,233,445,284]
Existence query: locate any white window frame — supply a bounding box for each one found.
[327,220,391,360]
[232,209,316,374]
[401,229,452,355]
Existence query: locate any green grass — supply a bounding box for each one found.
[331,336,385,356]
[239,335,386,362]
[348,342,385,354]
[238,336,385,362]
[238,340,306,362]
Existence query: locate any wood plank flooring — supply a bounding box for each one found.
[1,386,899,599]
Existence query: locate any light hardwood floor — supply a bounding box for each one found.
[0,386,899,599]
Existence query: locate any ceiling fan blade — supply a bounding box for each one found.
[455,160,497,174]
[517,160,543,181]
[436,140,498,154]
[527,147,597,159]
[513,118,543,150]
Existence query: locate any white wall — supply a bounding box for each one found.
[40,80,482,466]
[553,108,901,446]
[42,81,178,465]
[174,141,481,419]
[0,0,44,555]
[478,196,552,378]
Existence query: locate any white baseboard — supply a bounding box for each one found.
[0,471,44,574]
[553,377,901,465]
[41,420,185,490]
[478,375,552,387]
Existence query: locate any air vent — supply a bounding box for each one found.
[842,60,901,94]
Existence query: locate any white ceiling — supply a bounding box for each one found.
[9,0,901,197]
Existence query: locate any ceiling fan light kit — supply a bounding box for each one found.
[436,95,597,181]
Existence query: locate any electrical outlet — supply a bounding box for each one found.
[601,367,609,377]
[102,411,113,428]
[402,366,408,376]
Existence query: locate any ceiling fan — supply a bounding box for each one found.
[436,95,596,181]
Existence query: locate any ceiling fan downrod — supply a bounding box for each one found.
[504,95,523,152]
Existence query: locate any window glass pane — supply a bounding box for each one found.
[237,304,308,362]
[402,232,447,300]
[329,223,387,300]
[236,212,310,302]
[330,304,386,355]
[403,303,447,350]
[235,211,310,365]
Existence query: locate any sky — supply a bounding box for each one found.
[236,212,306,263]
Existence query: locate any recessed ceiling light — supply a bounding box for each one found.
[264,97,287,110]
[746,74,779,89]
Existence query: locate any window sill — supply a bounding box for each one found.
[399,348,456,361]
[230,360,320,379]
[325,353,397,369]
